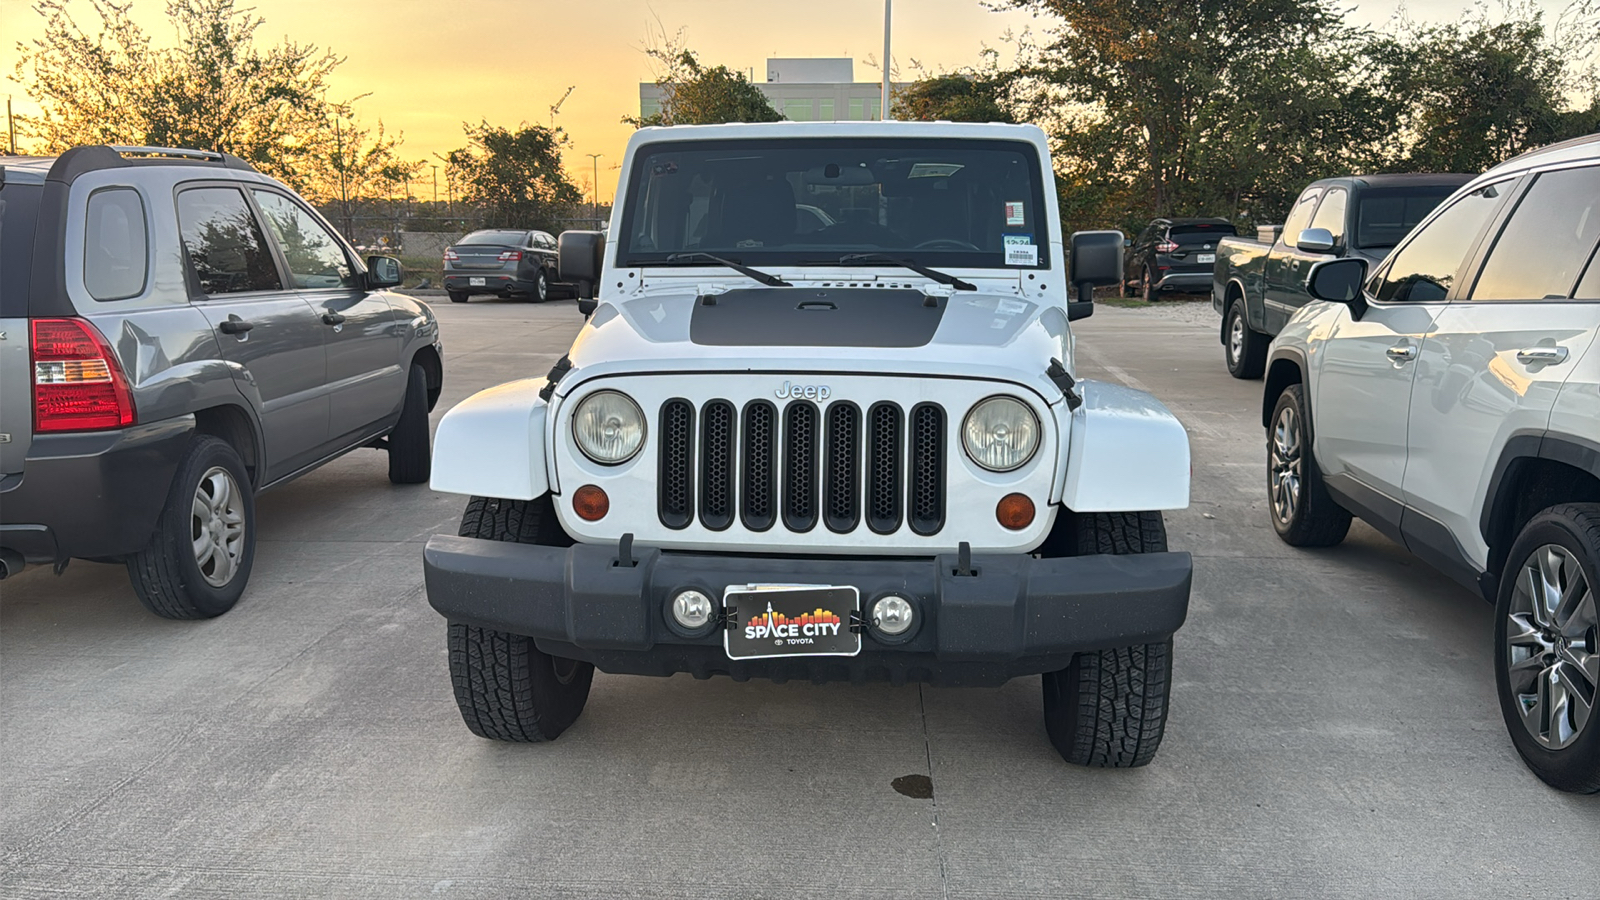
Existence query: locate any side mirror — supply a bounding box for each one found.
[558,230,606,302]
[1306,257,1369,319]
[1068,229,1125,321]
[1296,227,1336,254]
[1123,237,1133,248]
[366,255,403,289]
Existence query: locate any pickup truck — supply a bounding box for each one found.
[1212,173,1470,378]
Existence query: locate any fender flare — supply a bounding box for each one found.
[430,378,550,500]
[1058,380,1190,512]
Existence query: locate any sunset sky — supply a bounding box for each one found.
[0,0,1579,203]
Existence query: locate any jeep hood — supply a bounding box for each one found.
[557,288,1075,403]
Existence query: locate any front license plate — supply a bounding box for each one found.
[724,585,861,660]
[1196,252,1216,264]
[469,277,487,286]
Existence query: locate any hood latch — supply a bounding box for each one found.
[1048,358,1082,412]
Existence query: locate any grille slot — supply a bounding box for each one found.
[909,403,945,535]
[699,400,736,530]
[824,403,861,533]
[659,399,694,529]
[782,402,819,532]
[741,402,777,531]
[866,402,903,534]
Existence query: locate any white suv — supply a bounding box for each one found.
[1262,133,1600,793]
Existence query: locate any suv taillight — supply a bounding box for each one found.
[444,249,459,261]
[31,318,136,432]
[1157,240,1179,254]
[498,250,522,261]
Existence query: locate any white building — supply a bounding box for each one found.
[640,58,906,123]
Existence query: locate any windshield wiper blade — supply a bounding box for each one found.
[836,253,976,291]
[662,252,790,286]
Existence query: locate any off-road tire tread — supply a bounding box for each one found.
[1226,299,1268,380]
[387,364,432,484]
[126,435,253,620]
[1271,385,1351,547]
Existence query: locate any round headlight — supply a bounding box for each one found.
[962,396,1040,472]
[573,390,646,464]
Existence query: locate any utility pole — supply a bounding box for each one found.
[431,164,439,207]
[881,0,892,120]
[6,97,15,155]
[586,152,603,228]
[333,114,352,237]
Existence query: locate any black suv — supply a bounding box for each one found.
[0,146,444,619]
[1124,217,1237,300]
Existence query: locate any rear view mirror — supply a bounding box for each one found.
[558,230,606,302]
[1306,257,1369,319]
[1067,230,1125,321]
[1296,227,1336,254]
[366,255,403,289]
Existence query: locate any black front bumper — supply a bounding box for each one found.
[424,536,1192,686]
[0,417,194,562]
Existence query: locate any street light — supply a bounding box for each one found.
[585,152,603,228]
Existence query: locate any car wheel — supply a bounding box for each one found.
[386,363,431,484]
[1267,384,1351,547]
[1494,503,1600,794]
[532,269,550,302]
[1122,262,1139,297]
[447,290,469,303]
[126,435,256,619]
[1040,510,1175,768]
[1225,299,1269,379]
[1141,265,1158,302]
[448,495,593,742]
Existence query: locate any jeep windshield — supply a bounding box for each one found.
[617,138,1051,270]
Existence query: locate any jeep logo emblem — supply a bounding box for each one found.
[775,381,831,401]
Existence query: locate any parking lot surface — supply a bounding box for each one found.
[3,295,1596,899]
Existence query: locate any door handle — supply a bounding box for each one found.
[321,312,346,326]
[218,316,253,335]
[1385,343,1417,362]
[1516,346,1569,365]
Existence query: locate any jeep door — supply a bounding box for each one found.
[178,184,330,478]
[1313,180,1513,508]
[1401,165,1600,570]
[251,189,402,449]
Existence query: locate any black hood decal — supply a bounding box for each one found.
[689,288,945,347]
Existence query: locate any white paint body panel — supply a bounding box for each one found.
[429,378,550,500]
[1060,381,1191,512]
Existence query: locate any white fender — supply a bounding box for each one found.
[429,378,550,500]
[1059,380,1191,512]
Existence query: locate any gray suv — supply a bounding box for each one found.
[0,146,444,619]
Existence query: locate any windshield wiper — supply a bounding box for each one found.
[834,253,977,291]
[662,252,790,287]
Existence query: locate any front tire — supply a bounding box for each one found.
[1494,504,1600,793]
[1267,384,1351,547]
[386,363,432,484]
[126,435,256,619]
[448,496,593,742]
[1224,299,1268,379]
[447,290,469,303]
[531,269,549,302]
[1041,511,1175,768]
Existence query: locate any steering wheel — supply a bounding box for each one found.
[912,238,980,251]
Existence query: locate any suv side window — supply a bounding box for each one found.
[84,187,149,301]
[252,190,356,289]
[1280,190,1322,246]
[177,187,283,295]
[1470,165,1600,301]
[1370,181,1512,303]
[1308,188,1348,246]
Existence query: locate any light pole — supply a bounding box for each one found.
[881,0,892,120]
[431,165,438,205]
[585,152,603,228]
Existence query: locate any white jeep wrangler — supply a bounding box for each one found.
[422,122,1193,767]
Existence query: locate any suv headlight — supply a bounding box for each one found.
[962,396,1040,472]
[573,390,646,464]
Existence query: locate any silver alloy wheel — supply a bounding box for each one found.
[1270,404,1302,525]
[1228,311,1245,365]
[190,465,245,587]
[535,270,548,301]
[1505,543,1599,750]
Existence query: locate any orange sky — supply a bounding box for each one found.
[0,0,1575,203]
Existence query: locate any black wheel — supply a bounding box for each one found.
[1122,263,1139,297]
[1141,265,1158,302]
[126,435,256,619]
[1494,504,1600,794]
[1040,510,1175,768]
[1225,299,1269,379]
[387,363,431,484]
[447,290,469,303]
[531,269,550,302]
[448,495,592,742]
[1267,384,1351,546]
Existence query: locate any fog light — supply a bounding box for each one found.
[872,595,915,636]
[573,484,609,521]
[671,589,715,630]
[996,493,1035,530]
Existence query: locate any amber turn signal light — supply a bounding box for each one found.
[995,493,1035,530]
[573,484,609,521]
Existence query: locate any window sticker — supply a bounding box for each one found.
[1003,233,1033,246]
[1005,241,1039,267]
[1005,201,1026,226]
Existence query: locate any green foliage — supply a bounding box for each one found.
[893,73,1015,123]
[625,38,781,127]
[444,122,583,230]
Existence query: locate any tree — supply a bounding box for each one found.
[444,122,583,230]
[1374,1,1600,173]
[893,71,1015,123]
[14,0,355,188]
[625,28,781,127]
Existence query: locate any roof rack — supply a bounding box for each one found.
[109,145,226,162]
